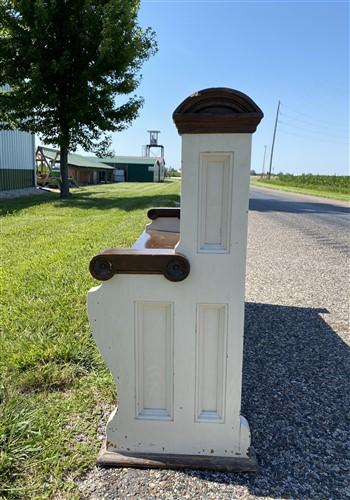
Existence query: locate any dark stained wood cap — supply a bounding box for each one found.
[173,88,263,134]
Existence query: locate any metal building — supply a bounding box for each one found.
[0,85,36,191]
[0,129,36,191]
[97,156,165,182]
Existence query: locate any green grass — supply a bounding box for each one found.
[0,181,180,498]
[251,175,350,201]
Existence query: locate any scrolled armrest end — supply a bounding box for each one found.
[164,254,190,282]
[89,255,114,281]
[89,249,190,282]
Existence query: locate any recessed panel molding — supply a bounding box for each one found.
[195,303,228,422]
[135,301,174,420]
[198,153,233,253]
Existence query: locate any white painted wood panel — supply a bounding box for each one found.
[198,153,233,253]
[135,301,174,420]
[88,131,254,458]
[195,304,227,422]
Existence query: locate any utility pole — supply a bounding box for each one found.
[262,144,267,177]
[268,100,280,178]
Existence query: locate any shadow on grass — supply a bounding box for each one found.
[0,189,180,216]
[0,191,56,216]
[187,302,350,498]
[53,191,180,212]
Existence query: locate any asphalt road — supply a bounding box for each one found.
[246,185,349,360]
[249,186,350,259]
[242,185,350,498]
[79,186,350,500]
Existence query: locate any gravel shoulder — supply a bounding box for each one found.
[78,190,350,499]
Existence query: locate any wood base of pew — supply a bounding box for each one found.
[97,443,258,472]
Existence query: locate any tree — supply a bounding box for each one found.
[0,0,157,197]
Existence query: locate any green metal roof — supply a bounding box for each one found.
[39,147,161,170]
[86,155,159,166]
[39,147,114,170]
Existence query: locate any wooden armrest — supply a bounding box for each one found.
[89,249,190,282]
[147,207,181,220]
[133,227,180,250]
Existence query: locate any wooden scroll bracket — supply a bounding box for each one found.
[147,207,181,220]
[89,249,190,283]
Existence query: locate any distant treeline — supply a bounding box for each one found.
[262,174,349,194]
[165,168,181,177]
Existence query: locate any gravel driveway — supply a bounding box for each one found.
[78,187,350,499]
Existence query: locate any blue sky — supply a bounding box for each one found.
[109,0,349,175]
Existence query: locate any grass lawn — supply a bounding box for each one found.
[0,181,180,498]
[250,177,350,202]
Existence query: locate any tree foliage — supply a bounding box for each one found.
[0,0,157,196]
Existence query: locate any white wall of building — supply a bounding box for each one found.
[0,129,35,171]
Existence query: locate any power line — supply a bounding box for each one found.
[278,127,348,145]
[279,111,348,133]
[266,101,347,173]
[278,119,349,140]
[282,103,345,128]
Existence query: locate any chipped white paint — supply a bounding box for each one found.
[88,130,253,459]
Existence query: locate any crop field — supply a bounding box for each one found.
[252,174,350,201]
[0,181,180,498]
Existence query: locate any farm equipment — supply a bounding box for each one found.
[36,147,79,188]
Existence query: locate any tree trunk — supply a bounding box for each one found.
[60,143,71,198]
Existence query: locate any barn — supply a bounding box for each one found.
[0,129,36,192]
[36,148,164,186]
[90,155,165,182]
[36,147,115,186]
[0,85,36,193]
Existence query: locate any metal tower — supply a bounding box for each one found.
[145,130,164,159]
